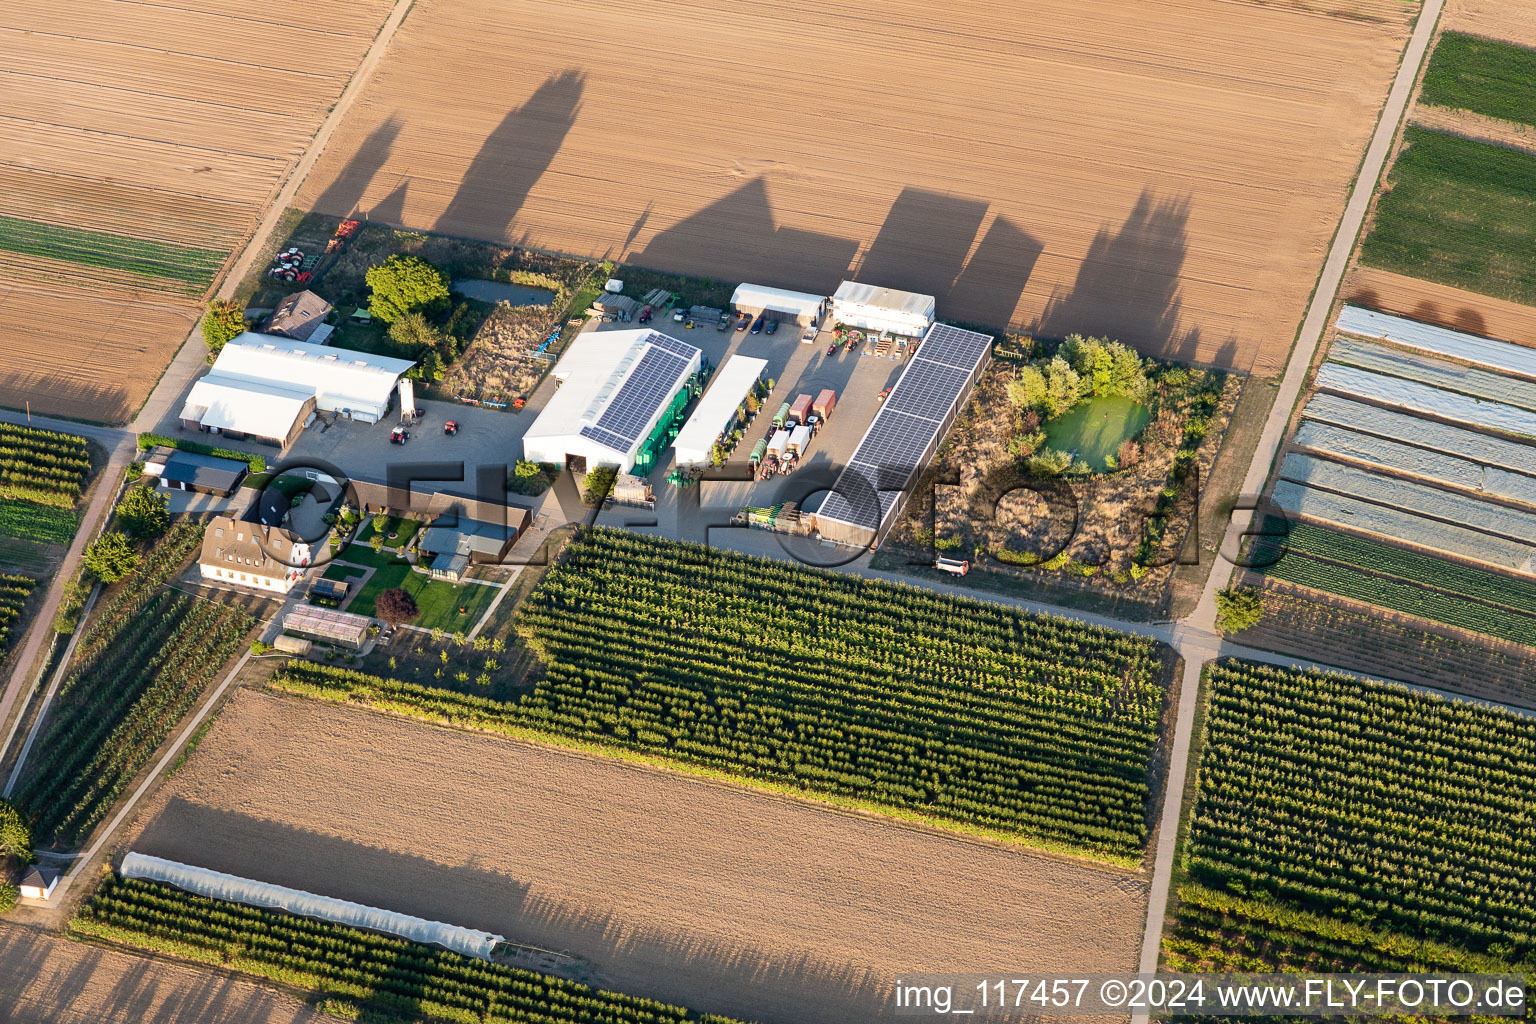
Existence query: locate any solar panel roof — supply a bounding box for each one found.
[817,322,993,533]
[578,336,698,453]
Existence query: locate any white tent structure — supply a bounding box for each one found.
[122,853,505,959]
[523,329,701,473]
[831,281,936,338]
[180,333,415,444]
[730,283,826,325]
[672,355,768,468]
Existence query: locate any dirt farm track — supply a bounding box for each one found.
[300,0,1417,375]
[128,692,1147,1024]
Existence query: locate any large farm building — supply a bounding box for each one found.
[522,329,702,474]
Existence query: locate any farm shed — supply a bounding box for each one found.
[180,333,415,443]
[199,514,313,594]
[310,577,349,600]
[730,283,826,326]
[283,604,372,649]
[263,290,333,342]
[672,355,768,468]
[120,854,504,959]
[274,634,312,655]
[831,281,936,338]
[816,323,992,547]
[142,446,247,495]
[522,329,701,474]
[19,865,59,902]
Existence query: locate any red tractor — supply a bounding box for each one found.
[443,420,459,436]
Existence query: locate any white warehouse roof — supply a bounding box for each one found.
[523,328,701,472]
[181,374,314,441]
[673,355,768,468]
[211,333,415,420]
[731,283,825,319]
[833,280,936,317]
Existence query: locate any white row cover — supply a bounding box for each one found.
[121,853,504,959]
[1280,453,1536,545]
[672,355,767,468]
[1331,339,1536,413]
[1314,363,1536,439]
[1294,421,1536,508]
[1270,479,1536,575]
[1302,393,1536,476]
[1337,305,1536,381]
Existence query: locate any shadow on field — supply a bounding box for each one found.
[310,116,402,220]
[0,365,131,425]
[132,800,894,1023]
[1034,188,1204,361]
[435,69,586,243]
[0,924,317,1023]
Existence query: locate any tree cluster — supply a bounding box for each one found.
[1007,335,1150,418]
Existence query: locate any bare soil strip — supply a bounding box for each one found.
[298,0,1413,375]
[1343,265,1536,349]
[130,690,1145,1024]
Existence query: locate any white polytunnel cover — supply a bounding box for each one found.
[121,853,504,959]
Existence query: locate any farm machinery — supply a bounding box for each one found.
[266,220,362,285]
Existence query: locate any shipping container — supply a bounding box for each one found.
[813,389,837,420]
[789,394,814,425]
[767,429,791,458]
[788,424,812,454]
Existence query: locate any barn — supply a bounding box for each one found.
[672,355,768,469]
[730,283,826,327]
[179,333,414,447]
[523,329,702,474]
[830,281,936,339]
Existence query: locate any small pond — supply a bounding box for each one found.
[451,279,556,306]
[1043,395,1151,472]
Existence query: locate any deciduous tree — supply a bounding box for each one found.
[366,255,450,324]
[375,587,418,627]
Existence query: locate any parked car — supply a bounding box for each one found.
[736,312,751,331]
[638,304,653,323]
[764,317,779,335]
[390,427,409,444]
[717,311,731,330]
[751,315,765,334]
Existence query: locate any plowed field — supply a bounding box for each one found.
[1442,0,1536,47]
[1344,266,1536,348]
[299,0,1415,374]
[130,691,1146,1024]
[0,0,396,420]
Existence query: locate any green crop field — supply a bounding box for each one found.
[0,422,90,509]
[14,522,252,845]
[76,876,752,1024]
[274,528,1171,860]
[1360,127,1536,305]
[1252,518,1536,646]
[1420,31,1536,129]
[0,573,35,655]
[1168,660,1536,975]
[0,215,226,294]
[0,500,76,545]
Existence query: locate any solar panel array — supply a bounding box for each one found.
[578,333,699,454]
[817,322,993,535]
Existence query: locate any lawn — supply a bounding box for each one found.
[1419,31,1536,129]
[1360,126,1536,305]
[326,545,498,633]
[1043,395,1150,471]
[356,516,421,549]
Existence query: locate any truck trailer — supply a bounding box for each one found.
[813,389,837,420]
[789,394,813,426]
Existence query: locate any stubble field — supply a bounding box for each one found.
[0,0,396,420]
[298,0,1415,376]
[129,691,1147,1024]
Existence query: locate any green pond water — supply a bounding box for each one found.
[1043,395,1151,472]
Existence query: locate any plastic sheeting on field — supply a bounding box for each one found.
[1293,421,1536,508]
[1314,363,1536,439]
[1330,340,1536,413]
[1337,305,1536,382]
[1269,480,1536,575]
[1279,453,1536,545]
[121,853,504,959]
[1302,394,1536,476]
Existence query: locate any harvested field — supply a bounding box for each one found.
[130,690,1147,1024]
[0,285,196,422]
[0,924,328,1024]
[298,0,1416,374]
[1344,265,1536,347]
[0,0,396,421]
[1442,0,1536,48]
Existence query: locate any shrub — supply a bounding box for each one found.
[250,640,272,656]
[386,310,447,354]
[371,512,390,534]
[83,532,140,582]
[0,799,31,861]
[375,587,418,627]
[1025,448,1074,477]
[115,485,169,539]
[366,254,450,324]
[510,460,549,496]
[1214,586,1264,634]
[582,466,619,507]
[200,299,245,363]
